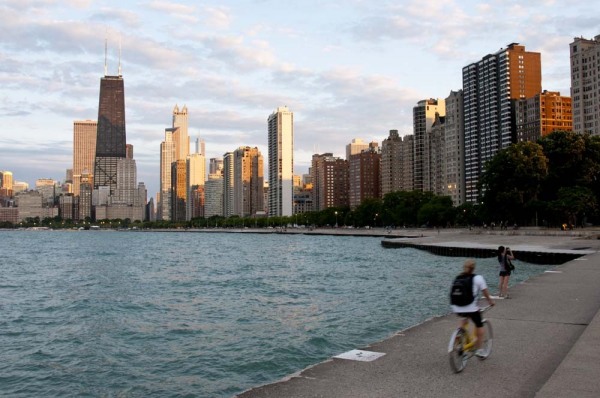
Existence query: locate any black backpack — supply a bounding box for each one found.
[450,274,476,306]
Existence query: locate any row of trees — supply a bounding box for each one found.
[6,131,597,230]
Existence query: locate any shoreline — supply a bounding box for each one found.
[236,230,600,398]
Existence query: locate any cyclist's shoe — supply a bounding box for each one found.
[475,349,487,358]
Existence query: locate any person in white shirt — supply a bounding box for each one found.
[451,259,495,357]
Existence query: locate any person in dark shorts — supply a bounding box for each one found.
[451,259,495,357]
[498,246,515,298]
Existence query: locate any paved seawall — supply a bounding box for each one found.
[237,231,600,397]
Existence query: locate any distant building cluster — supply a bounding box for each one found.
[2,34,600,225]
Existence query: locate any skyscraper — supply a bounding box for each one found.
[381,130,414,196]
[159,128,175,220]
[444,90,465,206]
[311,153,349,211]
[346,138,369,161]
[93,74,127,196]
[233,146,264,217]
[172,105,190,160]
[73,120,97,197]
[349,142,381,209]
[570,35,600,136]
[463,43,541,202]
[222,152,235,217]
[267,106,294,217]
[413,98,445,193]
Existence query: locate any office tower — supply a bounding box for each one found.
[311,153,349,211]
[115,158,137,204]
[570,35,600,136]
[159,128,176,220]
[233,146,264,217]
[429,113,446,196]
[1,171,13,190]
[171,159,187,222]
[209,158,224,176]
[349,142,381,209]
[66,169,73,184]
[35,179,59,206]
[205,174,224,218]
[445,90,465,206]
[126,144,134,159]
[346,138,369,160]
[12,181,29,194]
[222,152,235,217]
[195,137,206,157]
[267,106,294,217]
[16,191,44,221]
[516,90,572,142]
[79,171,92,220]
[463,43,541,202]
[413,98,445,193]
[93,73,127,196]
[186,151,206,220]
[59,194,76,220]
[172,105,190,160]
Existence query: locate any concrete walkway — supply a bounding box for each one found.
[237,232,600,398]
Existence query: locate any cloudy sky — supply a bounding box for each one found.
[0,0,598,196]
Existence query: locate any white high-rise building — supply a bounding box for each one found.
[267,106,294,217]
[172,105,190,161]
[570,35,600,136]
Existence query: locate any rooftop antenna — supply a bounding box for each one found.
[118,36,122,76]
[104,36,108,76]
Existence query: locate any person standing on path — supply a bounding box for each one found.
[450,259,495,357]
[498,246,515,298]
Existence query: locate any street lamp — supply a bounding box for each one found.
[335,211,338,228]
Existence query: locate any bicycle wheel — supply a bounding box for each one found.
[448,328,468,373]
[477,320,493,360]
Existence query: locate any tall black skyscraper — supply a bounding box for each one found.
[93,74,126,195]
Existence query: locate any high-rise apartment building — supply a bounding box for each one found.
[349,142,381,209]
[463,43,541,202]
[73,120,97,197]
[93,74,127,197]
[0,171,13,190]
[346,138,369,161]
[516,90,572,142]
[413,98,445,193]
[381,130,415,196]
[267,106,294,217]
[222,152,235,217]
[444,90,465,206]
[570,35,600,136]
[311,153,349,211]
[233,146,264,217]
[429,113,446,196]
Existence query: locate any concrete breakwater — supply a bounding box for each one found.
[380,238,589,265]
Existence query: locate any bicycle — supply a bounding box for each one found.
[448,305,493,373]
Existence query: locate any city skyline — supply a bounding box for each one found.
[0,1,598,196]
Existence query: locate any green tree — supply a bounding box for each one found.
[480,141,548,225]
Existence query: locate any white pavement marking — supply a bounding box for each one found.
[334,349,386,362]
[544,270,563,273]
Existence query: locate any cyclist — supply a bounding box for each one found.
[451,259,495,357]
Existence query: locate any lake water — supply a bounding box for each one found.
[0,231,552,397]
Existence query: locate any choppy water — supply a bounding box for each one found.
[0,231,551,397]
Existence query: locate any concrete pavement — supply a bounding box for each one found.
[237,231,600,398]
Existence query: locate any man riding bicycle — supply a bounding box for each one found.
[450,259,495,357]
